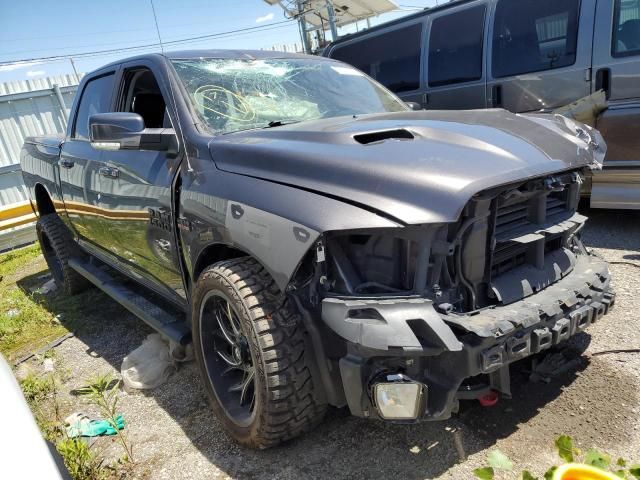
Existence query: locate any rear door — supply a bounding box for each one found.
[593,0,640,102]
[58,71,116,242]
[93,60,186,303]
[424,1,488,109]
[327,20,426,106]
[590,0,640,208]
[486,0,595,112]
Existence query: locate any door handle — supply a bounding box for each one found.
[595,68,611,100]
[491,84,503,108]
[98,166,119,179]
[58,158,75,169]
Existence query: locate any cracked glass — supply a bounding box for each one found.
[171,57,408,135]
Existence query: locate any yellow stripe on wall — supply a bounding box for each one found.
[0,213,37,232]
[0,201,34,222]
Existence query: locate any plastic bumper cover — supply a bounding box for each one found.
[321,254,614,421]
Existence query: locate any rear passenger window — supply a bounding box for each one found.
[73,73,115,140]
[613,0,640,57]
[428,5,486,87]
[492,0,580,78]
[330,24,422,93]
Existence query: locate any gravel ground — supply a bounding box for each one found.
[21,207,640,479]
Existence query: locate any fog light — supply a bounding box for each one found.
[373,375,424,420]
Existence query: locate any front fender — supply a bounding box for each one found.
[180,166,401,291]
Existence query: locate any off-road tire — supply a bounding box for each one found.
[36,214,89,295]
[192,257,327,448]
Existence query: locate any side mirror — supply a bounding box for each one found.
[405,101,422,111]
[89,112,178,154]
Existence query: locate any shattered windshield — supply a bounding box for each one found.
[171,57,408,134]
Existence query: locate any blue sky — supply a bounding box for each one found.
[0,0,438,83]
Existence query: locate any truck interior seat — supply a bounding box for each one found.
[619,19,640,51]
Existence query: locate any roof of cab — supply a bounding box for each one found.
[90,49,322,75]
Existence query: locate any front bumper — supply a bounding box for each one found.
[321,254,614,421]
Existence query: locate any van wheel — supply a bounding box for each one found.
[36,214,88,295]
[192,257,326,448]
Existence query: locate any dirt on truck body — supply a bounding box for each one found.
[20,50,614,448]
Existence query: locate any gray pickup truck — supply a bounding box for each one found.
[21,50,615,448]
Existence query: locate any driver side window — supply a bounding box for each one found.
[118,68,170,128]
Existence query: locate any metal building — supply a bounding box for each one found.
[0,73,81,251]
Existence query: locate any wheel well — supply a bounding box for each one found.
[34,184,55,216]
[193,244,250,282]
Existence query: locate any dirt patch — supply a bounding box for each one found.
[10,208,640,479]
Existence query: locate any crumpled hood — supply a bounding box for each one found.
[208,109,604,224]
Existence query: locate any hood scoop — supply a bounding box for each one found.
[353,128,414,145]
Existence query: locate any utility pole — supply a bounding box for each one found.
[296,0,312,53]
[325,0,339,42]
[69,58,79,78]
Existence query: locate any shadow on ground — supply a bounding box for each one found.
[16,211,640,479]
[578,206,640,252]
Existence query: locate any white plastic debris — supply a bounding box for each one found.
[42,358,54,373]
[121,334,177,390]
[39,279,58,295]
[169,341,194,363]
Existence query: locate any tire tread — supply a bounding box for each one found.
[195,257,326,448]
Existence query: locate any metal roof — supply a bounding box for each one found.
[0,73,82,96]
[0,77,79,171]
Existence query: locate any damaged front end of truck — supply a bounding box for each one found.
[284,146,614,423]
[207,104,616,424]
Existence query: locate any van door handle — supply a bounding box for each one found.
[595,68,611,100]
[58,158,75,169]
[98,166,119,179]
[491,85,503,108]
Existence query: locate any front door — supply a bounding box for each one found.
[424,0,488,110]
[94,63,186,303]
[486,0,595,112]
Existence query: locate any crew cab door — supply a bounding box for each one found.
[92,62,186,304]
[58,71,116,241]
[486,0,595,112]
[590,0,640,208]
[423,0,488,109]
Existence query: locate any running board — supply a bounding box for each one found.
[68,258,191,345]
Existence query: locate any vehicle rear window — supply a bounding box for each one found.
[73,73,115,140]
[613,0,640,57]
[330,24,422,93]
[428,5,486,87]
[492,0,580,78]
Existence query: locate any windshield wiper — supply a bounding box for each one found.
[264,120,300,128]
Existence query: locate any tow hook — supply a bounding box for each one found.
[478,391,499,407]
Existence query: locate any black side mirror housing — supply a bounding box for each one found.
[405,101,422,111]
[89,112,177,154]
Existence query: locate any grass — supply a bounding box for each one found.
[20,371,114,480]
[2,244,135,479]
[0,243,124,361]
[0,244,66,359]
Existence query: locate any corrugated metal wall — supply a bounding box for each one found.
[0,73,82,250]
